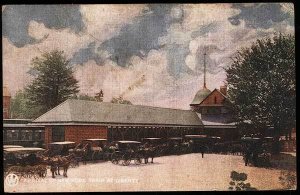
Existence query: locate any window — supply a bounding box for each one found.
[202,108,207,114]
[52,126,65,142]
[21,130,27,140]
[209,108,220,114]
[12,130,18,140]
[35,131,43,140]
[221,107,228,114]
[6,130,13,140]
[214,96,217,104]
[26,130,33,140]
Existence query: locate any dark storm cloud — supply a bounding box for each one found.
[98,4,174,67]
[70,42,104,65]
[166,44,191,77]
[2,5,85,47]
[228,3,291,29]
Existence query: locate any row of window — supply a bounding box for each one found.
[4,130,44,141]
[201,107,228,114]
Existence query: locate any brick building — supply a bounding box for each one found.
[29,99,203,148]
[190,84,239,140]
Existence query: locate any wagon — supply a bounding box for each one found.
[165,137,185,155]
[81,139,108,161]
[3,147,47,179]
[110,141,143,166]
[184,135,208,153]
[49,141,76,156]
[142,137,162,145]
[48,141,78,167]
[241,137,271,167]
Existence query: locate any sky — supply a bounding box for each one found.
[2,3,294,110]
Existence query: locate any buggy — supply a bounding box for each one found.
[3,147,47,179]
[80,139,108,161]
[110,141,143,166]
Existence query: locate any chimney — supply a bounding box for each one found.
[220,85,227,96]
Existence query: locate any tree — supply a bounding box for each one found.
[73,94,97,101]
[10,90,43,119]
[111,96,132,104]
[25,50,79,113]
[228,171,257,191]
[226,34,295,151]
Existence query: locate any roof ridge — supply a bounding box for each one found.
[33,99,71,122]
[68,98,192,112]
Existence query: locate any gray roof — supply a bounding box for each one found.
[190,88,211,105]
[32,99,203,127]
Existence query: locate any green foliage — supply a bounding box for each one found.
[111,96,132,105]
[10,90,43,119]
[73,94,97,101]
[229,171,257,191]
[230,171,247,181]
[25,50,79,113]
[226,34,295,138]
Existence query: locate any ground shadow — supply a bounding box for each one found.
[269,153,296,171]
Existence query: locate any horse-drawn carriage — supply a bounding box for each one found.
[164,137,184,155]
[3,147,47,179]
[110,141,144,166]
[184,135,211,154]
[48,141,79,168]
[241,137,272,167]
[49,141,76,156]
[80,139,108,161]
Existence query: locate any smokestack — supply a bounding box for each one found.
[220,85,227,96]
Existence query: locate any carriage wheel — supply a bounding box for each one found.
[111,152,119,164]
[112,158,119,165]
[134,154,142,165]
[122,159,131,166]
[122,154,131,166]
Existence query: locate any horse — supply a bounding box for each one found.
[139,144,157,164]
[50,153,75,178]
[69,143,90,164]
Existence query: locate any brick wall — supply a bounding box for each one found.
[65,125,107,144]
[44,126,52,148]
[3,96,11,119]
[201,90,225,105]
[44,125,108,148]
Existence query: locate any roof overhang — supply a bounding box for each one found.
[204,125,237,129]
[28,122,203,128]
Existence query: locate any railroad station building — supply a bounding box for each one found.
[190,84,240,140]
[28,99,204,147]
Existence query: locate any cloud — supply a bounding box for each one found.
[228,3,291,29]
[2,5,85,47]
[98,4,174,66]
[3,4,295,110]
